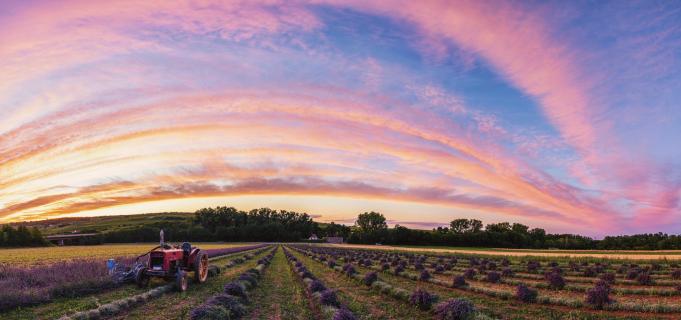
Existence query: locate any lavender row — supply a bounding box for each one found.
[204,243,269,259]
[0,258,122,312]
[190,246,277,320]
[294,245,681,314]
[0,244,269,313]
[289,245,487,320]
[283,246,358,320]
[55,245,273,320]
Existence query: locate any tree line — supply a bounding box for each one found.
[6,207,681,250]
[0,225,48,247]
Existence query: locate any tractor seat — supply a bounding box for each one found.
[181,242,192,256]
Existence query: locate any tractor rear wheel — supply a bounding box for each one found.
[135,267,149,288]
[194,251,209,283]
[175,270,188,292]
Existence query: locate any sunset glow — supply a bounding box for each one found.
[1,0,680,236]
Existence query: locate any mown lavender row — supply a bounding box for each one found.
[57,245,274,320]
[190,246,278,320]
[287,246,492,320]
[0,243,268,313]
[283,246,357,320]
[292,245,681,314]
[204,243,269,260]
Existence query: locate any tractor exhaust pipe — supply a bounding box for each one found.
[160,229,165,246]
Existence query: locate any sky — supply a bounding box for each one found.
[1,0,680,237]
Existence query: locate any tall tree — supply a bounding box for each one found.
[355,211,388,233]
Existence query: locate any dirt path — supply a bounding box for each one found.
[328,244,681,260]
[246,247,313,320]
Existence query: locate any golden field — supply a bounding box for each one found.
[0,242,256,265]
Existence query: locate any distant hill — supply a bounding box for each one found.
[17,212,194,236]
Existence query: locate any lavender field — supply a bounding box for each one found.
[0,243,267,313]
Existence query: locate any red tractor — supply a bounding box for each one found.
[133,241,209,291]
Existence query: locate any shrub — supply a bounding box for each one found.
[189,304,229,320]
[381,263,390,271]
[502,268,514,277]
[616,265,627,274]
[328,260,336,268]
[463,268,476,279]
[394,265,405,275]
[223,282,248,302]
[434,298,475,320]
[409,288,436,311]
[637,272,653,285]
[527,261,540,272]
[207,294,246,318]
[515,284,537,303]
[420,270,431,281]
[363,272,378,286]
[434,265,445,274]
[599,272,616,284]
[300,270,314,279]
[98,304,119,316]
[238,274,258,288]
[486,271,501,283]
[626,268,639,280]
[310,280,326,293]
[320,289,340,307]
[546,272,565,290]
[582,267,596,277]
[672,269,681,279]
[342,264,356,276]
[452,275,467,288]
[585,281,612,309]
[333,307,357,320]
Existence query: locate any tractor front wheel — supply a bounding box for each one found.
[194,251,209,283]
[135,268,149,288]
[175,270,188,292]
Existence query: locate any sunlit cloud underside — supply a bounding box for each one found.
[1,0,680,236]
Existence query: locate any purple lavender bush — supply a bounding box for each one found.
[599,272,616,284]
[310,279,326,293]
[486,271,501,283]
[0,259,116,312]
[333,307,357,320]
[206,293,246,317]
[637,272,653,285]
[434,298,475,320]
[546,272,565,290]
[451,275,467,288]
[189,303,229,320]
[420,269,431,281]
[409,288,436,311]
[463,268,476,279]
[585,280,612,309]
[672,269,681,280]
[363,272,378,286]
[394,265,405,275]
[515,284,537,303]
[224,282,248,302]
[320,289,340,307]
